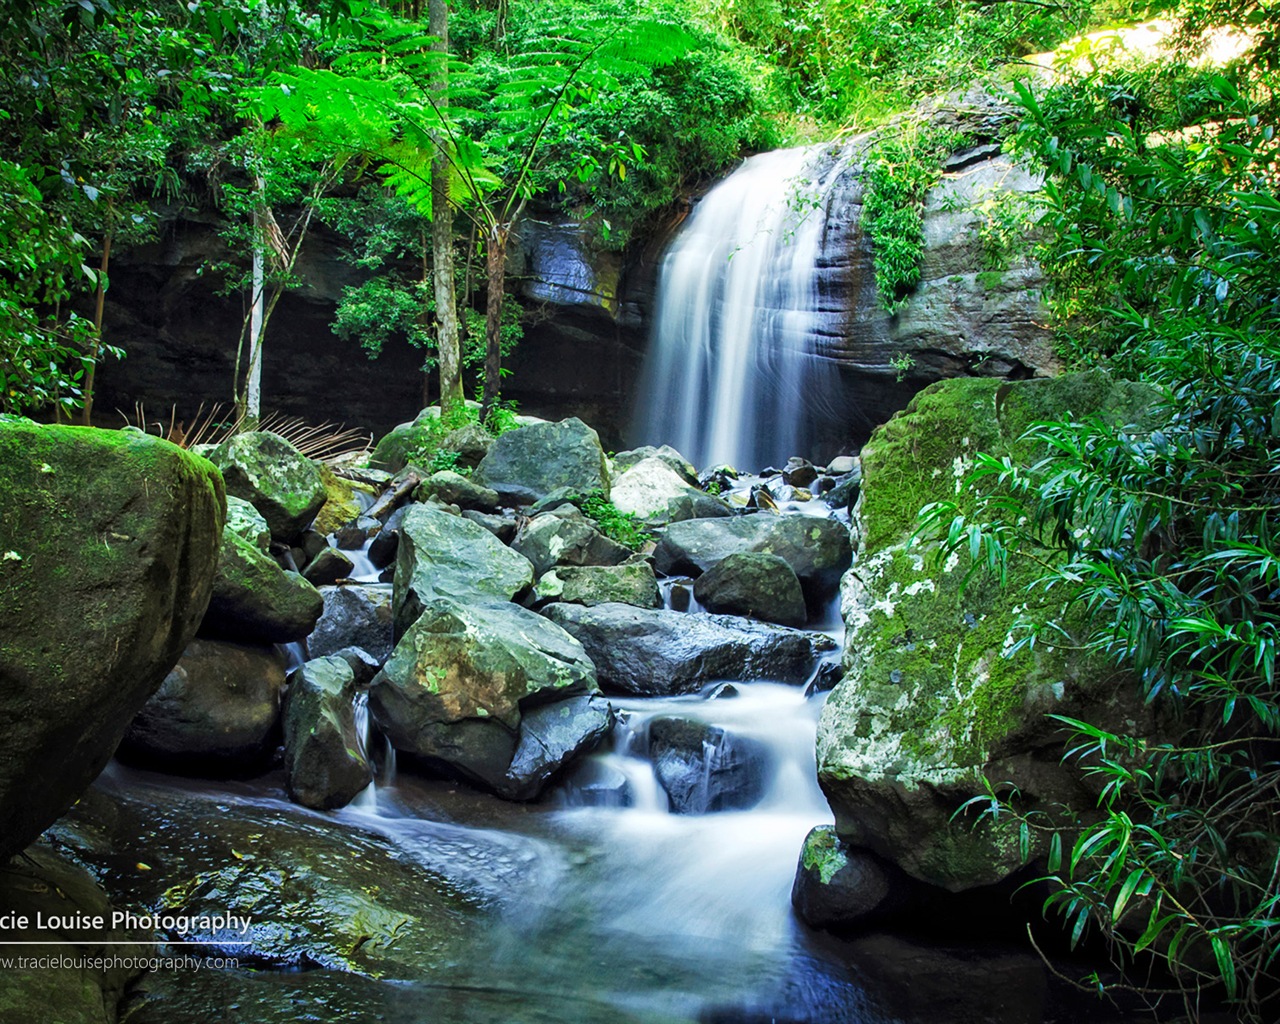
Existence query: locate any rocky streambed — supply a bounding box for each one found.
[1,378,1162,1022]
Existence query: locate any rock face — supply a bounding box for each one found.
[369,598,599,794]
[201,528,324,644]
[208,431,326,542]
[817,372,1161,892]
[473,417,610,504]
[283,656,372,810]
[648,717,769,813]
[308,584,395,664]
[654,514,852,611]
[0,420,225,860]
[393,505,534,635]
[119,639,286,774]
[693,551,808,627]
[610,455,731,526]
[511,505,633,577]
[542,603,834,695]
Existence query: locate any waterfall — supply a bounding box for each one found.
[633,144,851,471]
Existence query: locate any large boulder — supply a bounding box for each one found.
[308,584,395,664]
[207,430,326,542]
[472,417,609,504]
[610,456,731,526]
[654,513,852,611]
[542,603,834,695]
[692,551,808,627]
[612,444,698,483]
[511,505,632,577]
[283,656,372,810]
[817,372,1161,892]
[200,528,324,644]
[369,598,598,792]
[393,505,534,636]
[119,638,285,774]
[499,695,614,800]
[533,562,662,609]
[312,464,377,537]
[0,420,224,860]
[415,470,500,512]
[648,717,770,813]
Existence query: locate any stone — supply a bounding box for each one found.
[648,717,769,813]
[283,656,372,810]
[826,455,858,476]
[393,505,534,636]
[692,551,808,627]
[612,444,698,484]
[542,603,835,696]
[499,695,615,800]
[461,509,517,543]
[824,468,862,511]
[415,469,501,511]
[0,842,151,1023]
[610,455,732,526]
[201,529,324,644]
[302,545,355,586]
[791,825,895,928]
[328,646,381,690]
[207,430,326,542]
[225,494,271,552]
[781,458,818,488]
[472,416,610,505]
[511,505,632,577]
[654,513,853,611]
[818,372,1163,892]
[439,421,495,470]
[370,598,597,792]
[533,563,662,609]
[0,420,224,859]
[367,504,407,567]
[312,464,376,537]
[308,585,395,665]
[334,515,379,550]
[119,639,285,774]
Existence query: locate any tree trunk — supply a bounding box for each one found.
[429,0,463,417]
[480,222,508,424]
[80,223,113,426]
[244,207,265,430]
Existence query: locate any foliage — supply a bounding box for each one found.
[575,489,648,550]
[921,48,1280,1019]
[860,124,962,312]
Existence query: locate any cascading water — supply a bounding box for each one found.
[633,144,852,471]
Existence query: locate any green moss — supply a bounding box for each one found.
[801,826,849,885]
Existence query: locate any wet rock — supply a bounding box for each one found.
[561,759,632,807]
[819,372,1164,892]
[119,639,285,775]
[805,660,843,695]
[692,551,808,627]
[499,695,614,800]
[824,467,862,511]
[313,465,376,537]
[207,430,326,542]
[472,416,610,505]
[370,598,597,792]
[611,455,733,526]
[542,603,834,696]
[826,455,858,476]
[461,509,517,543]
[201,529,324,644]
[512,505,633,577]
[648,717,769,813]
[791,825,895,928]
[415,470,501,512]
[393,505,534,636]
[440,421,496,470]
[533,563,662,609]
[302,545,354,586]
[367,504,407,567]
[308,585,395,664]
[0,419,224,858]
[328,645,381,689]
[283,656,372,810]
[781,458,818,488]
[333,514,380,550]
[612,444,698,484]
[225,494,271,552]
[653,513,852,611]
[0,841,151,1024]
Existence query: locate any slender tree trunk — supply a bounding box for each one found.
[244,202,266,430]
[80,222,113,426]
[480,222,508,423]
[429,0,463,417]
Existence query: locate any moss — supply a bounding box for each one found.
[801,826,849,885]
[313,465,376,536]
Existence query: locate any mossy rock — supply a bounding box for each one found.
[283,656,371,810]
[201,529,324,644]
[0,419,225,859]
[313,464,377,537]
[533,563,662,609]
[208,431,326,542]
[817,371,1163,891]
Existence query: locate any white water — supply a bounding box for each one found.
[634,145,849,471]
